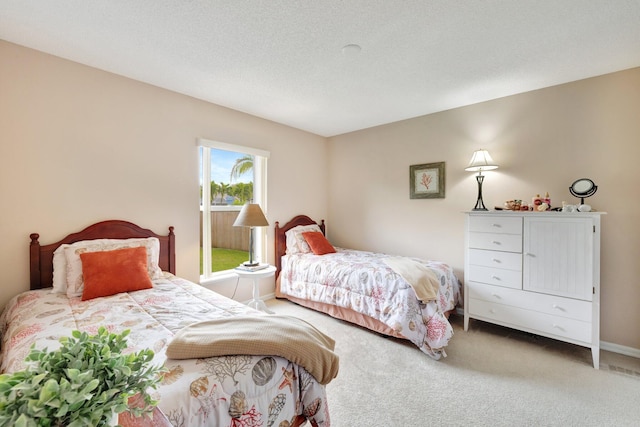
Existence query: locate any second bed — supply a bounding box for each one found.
[274,215,461,360]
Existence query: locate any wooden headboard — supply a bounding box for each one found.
[274,215,325,278]
[29,220,175,290]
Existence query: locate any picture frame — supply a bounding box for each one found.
[410,162,445,199]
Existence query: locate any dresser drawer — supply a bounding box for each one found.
[468,248,522,271]
[468,215,522,234]
[468,298,591,343]
[468,232,522,253]
[468,282,592,322]
[468,267,522,289]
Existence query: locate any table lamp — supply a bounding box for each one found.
[233,203,269,266]
[465,149,498,211]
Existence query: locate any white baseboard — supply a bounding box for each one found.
[601,341,640,359]
[243,292,276,306]
[262,292,276,301]
[452,307,640,359]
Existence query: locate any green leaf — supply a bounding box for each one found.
[15,413,35,427]
[78,378,100,395]
[37,379,60,404]
[54,402,69,417]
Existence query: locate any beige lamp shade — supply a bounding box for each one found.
[465,149,499,172]
[233,203,269,227]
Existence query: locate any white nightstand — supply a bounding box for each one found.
[234,265,277,314]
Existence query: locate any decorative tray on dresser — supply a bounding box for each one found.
[463,211,605,368]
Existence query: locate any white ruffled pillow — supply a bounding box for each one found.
[52,239,118,294]
[52,244,71,293]
[285,224,322,254]
[61,238,162,298]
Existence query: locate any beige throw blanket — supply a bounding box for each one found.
[166,315,339,385]
[383,257,440,302]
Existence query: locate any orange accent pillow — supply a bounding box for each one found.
[302,231,336,255]
[79,246,153,301]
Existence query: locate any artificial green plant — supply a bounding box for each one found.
[0,327,165,427]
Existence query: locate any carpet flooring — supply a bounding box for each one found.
[265,298,640,427]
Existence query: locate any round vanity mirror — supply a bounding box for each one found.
[569,178,597,204]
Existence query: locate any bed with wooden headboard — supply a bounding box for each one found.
[274,214,461,360]
[1,219,332,427]
[29,220,176,290]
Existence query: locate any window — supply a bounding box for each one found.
[198,138,269,280]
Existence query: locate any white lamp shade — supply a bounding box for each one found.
[465,149,499,172]
[233,203,269,227]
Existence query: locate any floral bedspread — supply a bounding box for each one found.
[0,274,330,426]
[279,249,461,359]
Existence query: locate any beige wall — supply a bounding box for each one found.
[2,39,639,352]
[0,40,328,306]
[328,67,640,351]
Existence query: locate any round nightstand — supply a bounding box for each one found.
[234,265,277,313]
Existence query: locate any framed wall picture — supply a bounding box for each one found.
[410,162,445,199]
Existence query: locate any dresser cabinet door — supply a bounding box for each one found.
[523,217,594,301]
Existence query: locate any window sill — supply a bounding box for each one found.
[200,271,239,287]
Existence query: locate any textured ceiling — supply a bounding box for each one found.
[1,1,640,137]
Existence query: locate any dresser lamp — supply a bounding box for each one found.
[233,203,269,266]
[465,149,498,211]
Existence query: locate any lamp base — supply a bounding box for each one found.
[472,174,489,211]
[242,261,260,267]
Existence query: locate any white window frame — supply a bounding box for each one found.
[198,138,269,281]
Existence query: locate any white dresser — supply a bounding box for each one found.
[463,211,604,368]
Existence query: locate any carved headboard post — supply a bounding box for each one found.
[274,221,283,277]
[168,226,176,275]
[30,233,42,290]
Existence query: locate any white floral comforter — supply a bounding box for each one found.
[0,274,330,426]
[279,249,461,359]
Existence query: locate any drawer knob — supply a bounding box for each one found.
[491,224,501,228]
[489,309,496,314]
[492,241,502,245]
[491,293,501,299]
[491,275,501,281]
[552,324,565,331]
[492,258,501,263]
[552,304,566,312]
